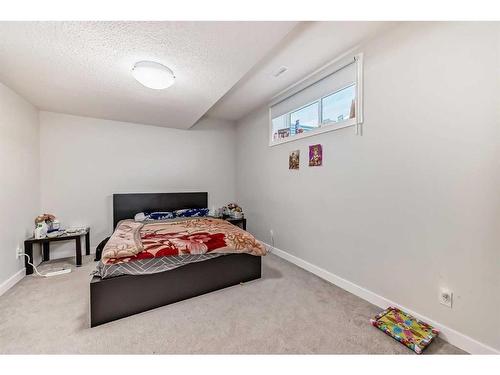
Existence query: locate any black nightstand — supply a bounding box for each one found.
[224,217,246,230]
[24,228,90,274]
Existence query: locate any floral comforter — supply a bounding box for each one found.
[101,217,266,265]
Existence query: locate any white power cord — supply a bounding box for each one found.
[266,233,275,254]
[21,253,71,277]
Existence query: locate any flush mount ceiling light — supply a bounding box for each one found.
[132,61,175,90]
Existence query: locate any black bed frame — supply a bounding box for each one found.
[90,192,262,327]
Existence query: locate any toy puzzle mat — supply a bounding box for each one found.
[370,307,439,354]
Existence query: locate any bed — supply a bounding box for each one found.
[89,192,263,327]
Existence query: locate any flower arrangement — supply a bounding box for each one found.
[35,213,55,225]
[223,203,243,218]
[226,203,242,213]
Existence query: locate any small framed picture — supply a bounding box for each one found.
[309,144,323,166]
[289,150,300,170]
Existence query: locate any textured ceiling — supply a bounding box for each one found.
[208,21,397,121]
[0,21,298,129]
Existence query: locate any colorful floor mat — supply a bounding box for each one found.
[371,307,439,354]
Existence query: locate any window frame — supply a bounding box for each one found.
[269,53,363,146]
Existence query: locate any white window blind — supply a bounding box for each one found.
[270,62,356,119]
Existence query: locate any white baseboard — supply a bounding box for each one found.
[0,268,26,297]
[264,243,499,355]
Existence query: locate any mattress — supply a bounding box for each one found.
[93,253,224,279]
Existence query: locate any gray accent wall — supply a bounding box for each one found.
[235,22,500,351]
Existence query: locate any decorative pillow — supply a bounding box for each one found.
[174,208,209,218]
[370,307,439,354]
[134,212,146,221]
[134,211,175,221]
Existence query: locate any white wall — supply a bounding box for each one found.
[235,22,500,352]
[39,112,236,258]
[0,83,40,289]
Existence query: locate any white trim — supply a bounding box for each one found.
[355,53,364,135]
[0,268,26,297]
[264,243,499,355]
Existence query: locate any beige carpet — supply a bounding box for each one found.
[0,254,465,354]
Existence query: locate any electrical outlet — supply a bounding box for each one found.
[16,247,23,259]
[270,229,274,237]
[439,288,453,308]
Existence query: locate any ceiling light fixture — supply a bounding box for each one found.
[132,61,175,90]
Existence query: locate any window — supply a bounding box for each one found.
[271,84,356,142]
[321,84,356,125]
[269,53,363,145]
[290,102,319,135]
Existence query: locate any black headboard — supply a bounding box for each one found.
[112,192,208,229]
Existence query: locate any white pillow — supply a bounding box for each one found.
[134,212,146,222]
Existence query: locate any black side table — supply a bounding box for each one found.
[225,217,246,230]
[24,228,90,275]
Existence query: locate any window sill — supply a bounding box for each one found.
[269,118,357,147]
